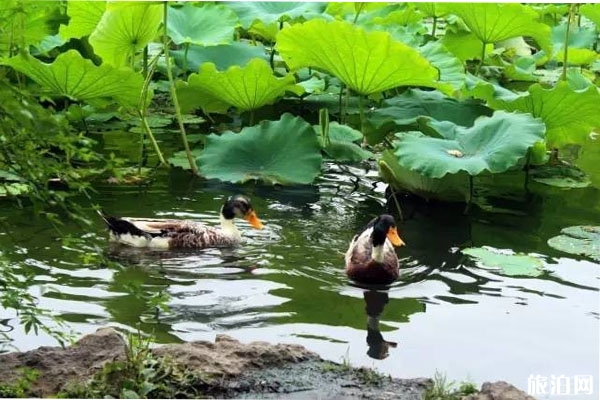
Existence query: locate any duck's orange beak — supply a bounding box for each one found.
[387,227,405,247]
[244,210,264,229]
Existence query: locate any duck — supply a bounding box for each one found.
[345,214,405,285]
[98,194,264,249]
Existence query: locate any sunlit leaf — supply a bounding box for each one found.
[228,1,328,28]
[2,50,145,108]
[172,41,267,72]
[463,247,544,276]
[417,41,465,93]
[89,2,162,67]
[441,27,493,62]
[167,2,237,46]
[576,137,600,188]
[0,0,59,51]
[445,3,552,54]
[547,226,600,262]
[199,113,322,184]
[59,1,106,40]
[550,23,598,66]
[416,3,448,18]
[393,111,545,178]
[178,58,303,113]
[277,20,439,95]
[580,4,600,28]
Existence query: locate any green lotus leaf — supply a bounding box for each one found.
[417,41,465,93]
[315,122,372,162]
[172,41,267,72]
[445,3,552,54]
[277,20,439,96]
[167,3,237,46]
[416,3,448,18]
[551,23,598,65]
[393,111,545,178]
[370,4,423,26]
[228,2,328,28]
[487,81,600,147]
[179,58,303,113]
[89,2,162,67]
[547,226,600,262]
[198,113,323,185]
[441,27,494,62]
[580,4,600,28]
[530,165,591,189]
[175,80,230,114]
[0,0,58,51]
[2,50,144,108]
[576,138,600,188]
[463,247,544,277]
[59,1,106,40]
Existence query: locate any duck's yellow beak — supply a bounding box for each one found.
[244,210,264,229]
[387,227,405,247]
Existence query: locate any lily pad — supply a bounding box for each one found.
[178,59,303,114]
[198,113,322,185]
[172,41,267,72]
[277,19,439,95]
[167,3,238,46]
[89,2,163,67]
[1,50,145,108]
[530,165,591,189]
[463,247,544,277]
[547,226,600,262]
[393,111,545,178]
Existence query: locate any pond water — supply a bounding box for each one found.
[1,155,599,398]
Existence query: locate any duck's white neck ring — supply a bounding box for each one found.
[372,244,385,263]
[220,214,239,233]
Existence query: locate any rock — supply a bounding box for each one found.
[0,327,126,397]
[463,381,536,400]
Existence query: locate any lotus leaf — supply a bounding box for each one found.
[547,226,600,262]
[59,1,106,40]
[167,3,237,46]
[0,0,58,51]
[198,114,323,185]
[315,122,372,162]
[416,3,448,18]
[463,247,544,277]
[417,41,465,94]
[393,111,545,179]
[445,3,552,54]
[228,2,328,28]
[277,20,439,95]
[576,139,600,188]
[441,28,494,62]
[179,59,303,113]
[2,50,145,108]
[89,2,162,67]
[580,4,600,28]
[530,165,591,189]
[487,81,600,147]
[172,42,267,72]
[550,23,598,65]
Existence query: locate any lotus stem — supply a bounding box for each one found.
[183,42,190,73]
[432,16,437,38]
[353,3,366,24]
[142,46,148,78]
[358,95,365,134]
[390,190,404,222]
[338,84,344,123]
[561,4,575,82]
[163,1,199,175]
[464,175,474,214]
[476,42,486,76]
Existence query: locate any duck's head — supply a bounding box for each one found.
[371,214,404,247]
[221,195,264,229]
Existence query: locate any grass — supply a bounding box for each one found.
[320,349,391,387]
[425,371,478,400]
[0,368,39,398]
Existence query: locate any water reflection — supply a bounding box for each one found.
[364,290,397,360]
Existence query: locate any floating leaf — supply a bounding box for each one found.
[277,20,439,95]
[315,122,372,162]
[530,165,591,189]
[167,3,237,46]
[178,58,303,113]
[445,3,552,54]
[172,41,267,72]
[547,226,600,262]
[228,2,328,28]
[59,1,106,40]
[393,111,545,178]
[2,50,145,108]
[89,2,162,67]
[199,113,322,184]
[463,247,544,276]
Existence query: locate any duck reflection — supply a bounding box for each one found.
[364,290,397,360]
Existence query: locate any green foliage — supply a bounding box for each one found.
[417,41,465,94]
[167,3,237,46]
[172,42,267,72]
[530,165,591,188]
[277,20,439,95]
[228,1,328,28]
[392,111,545,179]
[198,113,323,184]
[315,122,372,162]
[0,368,39,398]
[2,50,146,108]
[0,0,61,54]
[463,247,544,276]
[580,4,600,27]
[89,2,162,67]
[59,1,106,40]
[547,226,600,262]
[425,371,478,400]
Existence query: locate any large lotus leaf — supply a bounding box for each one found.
[172,41,267,72]
[547,226,600,262]
[0,0,58,51]
[89,2,162,67]
[179,58,303,113]
[314,122,372,162]
[580,4,600,28]
[463,247,544,277]
[167,3,237,46]
[441,27,494,62]
[416,42,465,93]
[59,1,106,40]
[228,2,328,28]
[576,138,600,188]
[394,111,545,179]
[2,50,144,108]
[277,20,439,96]
[550,24,598,65]
[198,114,322,185]
[487,82,600,147]
[445,3,552,54]
[416,3,448,18]
[530,165,591,189]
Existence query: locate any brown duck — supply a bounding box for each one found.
[98,195,264,249]
[345,214,405,285]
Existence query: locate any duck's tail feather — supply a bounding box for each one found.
[96,209,153,241]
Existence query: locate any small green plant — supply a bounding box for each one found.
[425,371,478,400]
[0,368,39,398]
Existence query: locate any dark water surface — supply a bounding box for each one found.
[1,161,598,396]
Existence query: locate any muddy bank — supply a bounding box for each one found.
[0,328,535,399]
